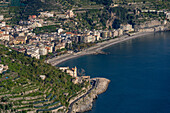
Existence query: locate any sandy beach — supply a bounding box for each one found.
[47,31,154,66]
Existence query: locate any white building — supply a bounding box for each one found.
[83,35,96,43]
[166,12,170,20]
[120,24,134,32]
[112,30,118,37]
[0,64,8,74]
[45,45,53,53]
[0,65,3,73]
[40,12,54,18]
[40,75,46,80]
[118,29,123,36]
[107,31,112,38]
[27,48,40,59]
[55,43,66,50]
[57,28,64,35]
[0,15,4,21]
[29,22,42,28]
[0,34,10,41]
[18,32,25,37]
[0,21,6,27]
[39,45,48,55]
[66,10,74,18]
[31,52,40,59]
[59,67,69,71]
[93,30,101,41]
[59,66,77,78]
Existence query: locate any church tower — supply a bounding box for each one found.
[74,66,77,77]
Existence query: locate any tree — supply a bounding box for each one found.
[112,19,121,29]
[1,96,9,102]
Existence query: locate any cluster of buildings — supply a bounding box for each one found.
[39,10,75,19]
[0,64,8,74]
[1,8,168,60]
[59,66,90,84]
[2,5,156,60]
[19,15,43,28]
[59,66,77,78]
[0,12,135,59]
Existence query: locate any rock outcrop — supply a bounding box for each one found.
[71,78,110,113]
[134,20,170,32]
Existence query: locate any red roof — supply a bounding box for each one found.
[66,32,73,35]
[32,15,37,18]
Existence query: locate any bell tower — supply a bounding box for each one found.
[74,66,77,77]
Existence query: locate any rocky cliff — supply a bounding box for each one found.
[135,20,170,32]
[71,78,110,113]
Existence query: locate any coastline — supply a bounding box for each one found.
[47,31,156,66]
[69,78,110,113]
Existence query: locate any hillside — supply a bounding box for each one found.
[11,0,113,16]
[1,0,169,29]
[0,45,89,112]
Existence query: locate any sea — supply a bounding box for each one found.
[58,32,170,113]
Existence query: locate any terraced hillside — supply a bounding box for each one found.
[0,77,63,112]
[0,45,89,112]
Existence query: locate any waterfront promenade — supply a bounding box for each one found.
[47,32,153,66]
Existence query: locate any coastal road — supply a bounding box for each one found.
[67,80,98,113]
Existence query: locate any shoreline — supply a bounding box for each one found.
[47,31,156,66]
[69,78,110,113]
[66,31,169,113]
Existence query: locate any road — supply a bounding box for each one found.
[67,80,98,113]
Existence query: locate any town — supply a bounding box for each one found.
[0,0,170,112]
[0,0,169,60]
[0,12,133,59]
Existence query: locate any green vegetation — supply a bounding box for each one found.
[91,0,112,6]
[0,45,88,112]
[1,0,169,29]
[72,42,96,51]
[76,8,110,30]
[113,0,170,10]
[33,25,59,34]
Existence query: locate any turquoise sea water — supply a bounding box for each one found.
[58,32,170,113]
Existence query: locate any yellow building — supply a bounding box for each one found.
[73,66,77,78]
[59,66,77,78]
